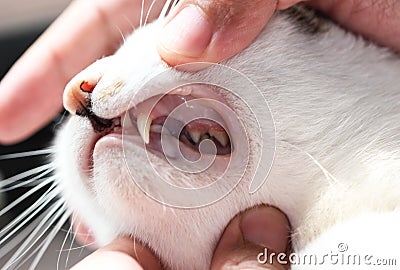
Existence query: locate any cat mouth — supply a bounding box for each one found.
[123,89,233,157]
[86,86,234,175]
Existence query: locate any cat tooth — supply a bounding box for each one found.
[209,130,229,147]
[170,87,192,96]
[188,130,202,144]
[150,124,163,133]
[123,111,134,128]
[137,113,152,144]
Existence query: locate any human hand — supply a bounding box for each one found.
[1,0,400,144]
[158,0,400,66]
[71,206,290,270]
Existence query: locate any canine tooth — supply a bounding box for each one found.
[137,113,152,144]
[209,130,229,147]
[189,131,202,144]
[170,87,192,96]
[123,112,134,128]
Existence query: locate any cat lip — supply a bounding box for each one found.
[82,122,123,178]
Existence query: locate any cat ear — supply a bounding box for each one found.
[292,211,400,269]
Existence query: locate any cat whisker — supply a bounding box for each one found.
[57,241,96,252]
[0,214,42,262]
[0,148,54,160]
[0,185,60,243]
[0,163,54,188]
[64,216,78,268]
[14,232,54,270]
[171,0,179,11]
[159,0,173,20]
[3,201,67,270]
[143,0,158,27]
[53,111,69,128]
[132,229,139,260]
[0,169,54,192]
[56,221,71,270]
[16,210,70,270]
[122,14,135,34]
[78,227,93,257]
[116,26,126,45]
[0,176,55,217]
[0,202,65,269]
[282,140,340,184]
[57,214,77,270]
[139,0,145,28]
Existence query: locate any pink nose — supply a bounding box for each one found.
[64,80,96,115]
[63,80,113,133]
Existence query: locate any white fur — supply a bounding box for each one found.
[56,10,400,270]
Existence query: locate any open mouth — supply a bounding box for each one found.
[88,86,234,170]
[124,90,233,157]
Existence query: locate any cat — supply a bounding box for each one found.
[2,3,400,270]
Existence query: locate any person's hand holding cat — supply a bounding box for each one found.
[0,0,399,144]
[72,206,291,269]
[1,0,399,268]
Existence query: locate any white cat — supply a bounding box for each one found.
[2,4,400,270]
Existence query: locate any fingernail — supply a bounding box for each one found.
[160,5,213,58]
[240,207,290,253]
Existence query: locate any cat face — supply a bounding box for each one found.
[55,8,400,270]
[56,20,279,269]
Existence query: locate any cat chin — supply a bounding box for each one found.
[56,116,291,269]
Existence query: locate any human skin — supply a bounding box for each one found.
[1,0,399,268]
[0,0,399,144]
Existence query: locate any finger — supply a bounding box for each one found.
[307,0,400,51]
[211,206,291,270]
[71,237,162,270]
[0,0,165,144]
[157,0,282,67]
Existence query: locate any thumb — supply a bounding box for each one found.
[211,206,291,270]
[157,0,280,67]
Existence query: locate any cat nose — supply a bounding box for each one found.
[63,80,113,133]
[64,80,96,115]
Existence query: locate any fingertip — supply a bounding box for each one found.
[157,5,213,65]
[211,206,290,270]
[71,250,144,270]
[101,238,163,270]
[158,0,277,68]
[240,206,290,253]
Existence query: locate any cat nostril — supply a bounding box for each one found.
[80,81,96,93]
[64,80,113,133]
[64,80,97,115]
